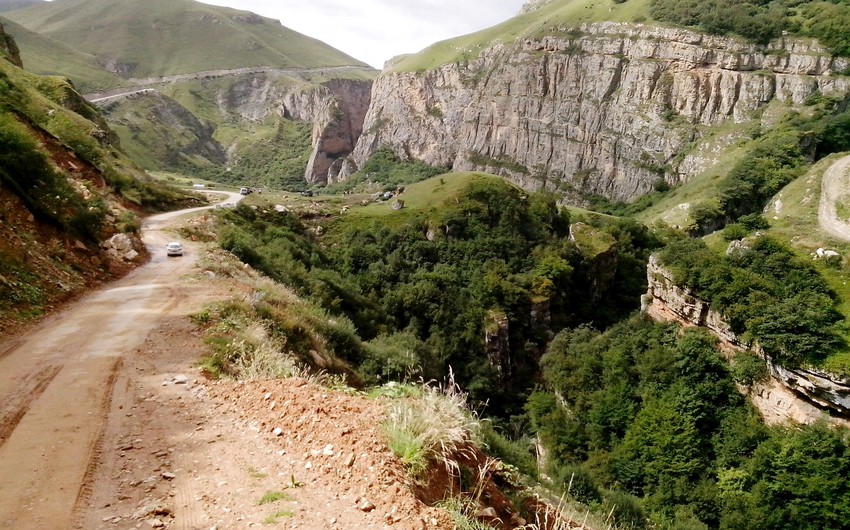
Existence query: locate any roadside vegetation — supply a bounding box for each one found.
[0,37,192,329]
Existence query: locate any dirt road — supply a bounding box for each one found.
[818,155,850,241]
[0,192,241,529]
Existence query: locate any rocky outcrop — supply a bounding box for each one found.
[177,71,371,184]
[484,310,511,383]
[280,79,372,184]
[90,69,374,184]
[345,23,850,202]
[569,222,619,302]
[0,20,22,68]
[520,0,556,14]
[643,254,850,425]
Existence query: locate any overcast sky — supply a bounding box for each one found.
[198,0,528,69]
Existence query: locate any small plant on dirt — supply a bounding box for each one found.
[437,459,502,529]
[247,466,268,480]
[437,497,492,530]
[262,510,294,524]
[285,475,304,489]
[257,490,293,505]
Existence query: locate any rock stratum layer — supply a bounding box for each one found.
[345,23,850,202]
[642,254,850,426]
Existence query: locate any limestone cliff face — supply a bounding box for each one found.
[206,72,372,183]
[346,23,850,202]
[279,79,372,184]
[643,254,850,425]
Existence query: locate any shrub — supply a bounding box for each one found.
[361,331,434,384]
[729,351,769,387]
[603,489,647,529]
[479,422,538,480]
[722,224,748,241]
[550,463,601,505]
[383,374,480,480]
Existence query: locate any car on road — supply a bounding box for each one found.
[165,241,184,256]
[240,187,252,195]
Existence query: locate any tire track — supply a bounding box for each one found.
[72,356,122,520]
[0,364,61,448]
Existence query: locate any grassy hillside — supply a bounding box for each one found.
[392,0,652,72]
[0,16,127,92]
[5,0,369,78]
[0,29,194,329]
[0,0,41,12]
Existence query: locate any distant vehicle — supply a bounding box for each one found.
[239,187,251,195]
[165,242,184,257]
[300,190,313,197]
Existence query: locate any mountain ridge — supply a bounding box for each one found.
[4,0,370,79]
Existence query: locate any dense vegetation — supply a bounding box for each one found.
[658,236,845,367]
[0,110,105,241]
[211,139,850,528]
[217,176,661,414]
[217,120,315,191]
[650,0,850,55]
[325,147,447,193]
[531,315,850,529]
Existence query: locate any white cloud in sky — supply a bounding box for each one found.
[197,0,528,68]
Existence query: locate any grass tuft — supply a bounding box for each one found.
[382,370,480,480]
[257,491,293,505]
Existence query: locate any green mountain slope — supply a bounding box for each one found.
[0,23,192,330]
[5,0,368,78]
[0,16,127,92]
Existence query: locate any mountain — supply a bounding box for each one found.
[341,0,850,208]
[0,0,41,12]
[0,16,127,92]
[2,0,377,189]
[4,0,368,79]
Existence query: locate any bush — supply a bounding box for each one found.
[383,376,480,479]
[729,351,769,387]
[479,422,538,480]
[550,463,601,505]
[603,489,647,529]
[722,223,748,241]
[361,331,435,384]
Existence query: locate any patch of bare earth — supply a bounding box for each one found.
[76,274,453,530]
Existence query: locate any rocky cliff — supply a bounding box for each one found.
[643,254,850,425]
[345,23,850,202]
[279,78,372,184]
[0,20,22,68]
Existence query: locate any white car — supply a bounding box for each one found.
[165,241,184,256]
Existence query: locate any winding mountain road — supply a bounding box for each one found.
[0,191,241,529]
[84,65,375,103]
[818,155,850,241]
